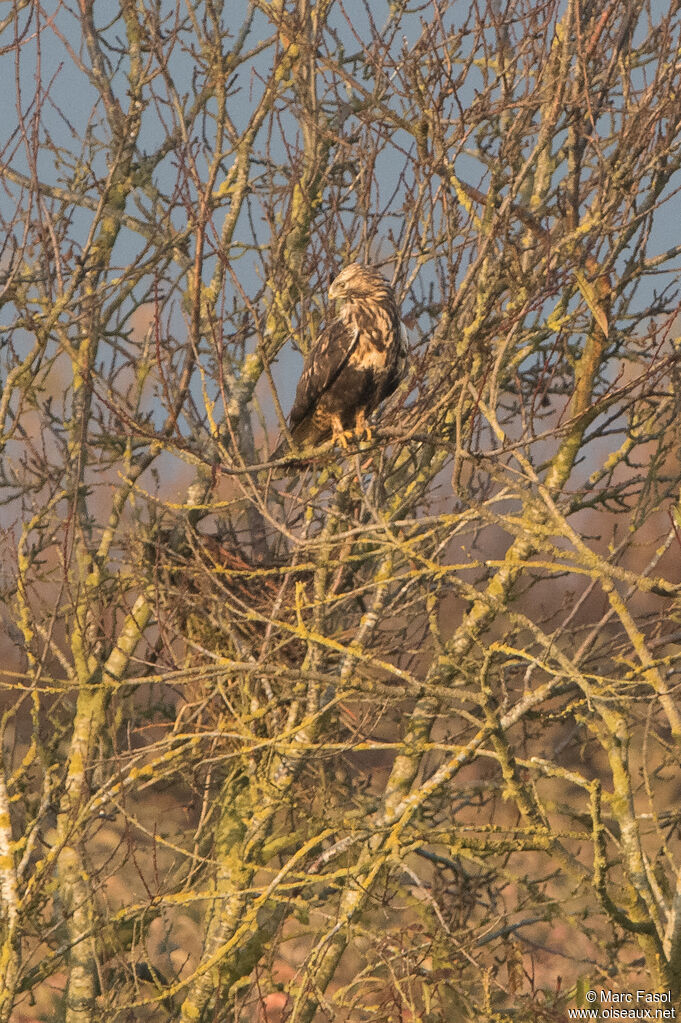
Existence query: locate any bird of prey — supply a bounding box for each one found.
[272,263,406,459]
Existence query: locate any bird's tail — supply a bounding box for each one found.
[269,436,290,463]
[269,421,311,464]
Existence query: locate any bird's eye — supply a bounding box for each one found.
[329,272,336,287]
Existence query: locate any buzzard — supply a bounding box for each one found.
[273,263,406,458]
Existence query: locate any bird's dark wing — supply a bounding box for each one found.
[287,316,359,434]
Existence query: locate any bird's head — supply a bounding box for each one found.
[328,263,392,303]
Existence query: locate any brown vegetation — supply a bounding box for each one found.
[2,0,681,1020]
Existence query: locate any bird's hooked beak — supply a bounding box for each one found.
[328,272,344,303]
